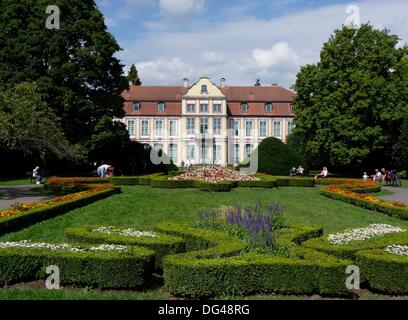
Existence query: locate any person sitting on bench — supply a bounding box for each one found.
[315,167,328,179]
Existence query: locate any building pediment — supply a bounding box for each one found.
[183,77,226,99]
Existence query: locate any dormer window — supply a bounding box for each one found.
[265,103,273,113]
[201,85,208,94]
[241,103,248,113]
[157,102,166,112]
[133,102,140,112]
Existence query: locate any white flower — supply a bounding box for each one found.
[0,241,127,252]
[92,226,157,238]
[327,224,405,245]
[385,245,408,257]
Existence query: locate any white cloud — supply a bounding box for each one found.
[118,0,408,87]
[135,57,194,83]
[159,0,205,16]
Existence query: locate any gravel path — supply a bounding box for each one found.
[379,187,408,205]
[0,185,54,210]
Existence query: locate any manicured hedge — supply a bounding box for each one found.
[303,228,408,260]
[0,187,121,236]
[274,177,315,187]
[356,249,408,294]
[110,173,163,186]
[65,225,185,268]
[158,222,352,297]
[236,180,276,188]
[150,176,195,189]
[0,245,155,288]
[198,181,233,192]
[320,189,408,220]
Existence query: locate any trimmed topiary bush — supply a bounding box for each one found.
[157,222,352,298]
[198,181,233,192]
[65,225,185,268]
[0,243,155,288]
[356,248,408,294]
[255,137,306,176]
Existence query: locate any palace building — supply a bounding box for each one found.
[121,77,295,167]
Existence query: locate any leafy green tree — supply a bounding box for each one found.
[127,64,142,86]
[254,137,306,175]
[0,82,78,163]
[0,0,129,143]
[393,115,408,173]
[293,24,408,171]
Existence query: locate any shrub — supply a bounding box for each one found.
[150,177,194,189]
[157,222,352,297]
[303,226,408,260]
[65,225,185,268]
[198,181,233,192]
[0,187,121,236]
[255,137,306,176]
[356,249,408,294]
[110,173,163,186]
[0,244,155,288]
[236,180,276,188]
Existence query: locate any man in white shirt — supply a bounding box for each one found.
[97,164,110,178]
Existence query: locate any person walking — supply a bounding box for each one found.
[32,166,41,184]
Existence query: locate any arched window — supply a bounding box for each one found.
[265,103,273,113]
[157,102,166,112]
[241,103,248,113]
[133,102,140,112]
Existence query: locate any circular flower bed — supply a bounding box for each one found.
[327,223,405,245]
[171,166,259,183]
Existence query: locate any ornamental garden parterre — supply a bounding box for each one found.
[0,169,408,298]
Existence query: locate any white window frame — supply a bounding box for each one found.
[157,102,165,112]
[273,120,282,138]
[245,120,254,138]
[287,120,295,135]
[154,119,163,137]
[169,119,177,137]
[259,120,268,137]
[141,119,149,137]
[187,117,195,136]
[132,102,140,112]
[187,103,196,113]
[186,144,195,162]
[213,103,222,113]
[231,119,239,137]
[213,118,222,136]
[245,144,253,158]
[169,143,178,164]
[200,118,209,135]
[127,119,135,136]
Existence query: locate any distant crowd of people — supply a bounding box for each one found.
[364,168,399,184]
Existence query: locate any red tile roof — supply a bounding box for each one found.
[122,85,295,116]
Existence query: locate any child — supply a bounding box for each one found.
[363,172,368,182]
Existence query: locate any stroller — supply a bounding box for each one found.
[384,170,402,187]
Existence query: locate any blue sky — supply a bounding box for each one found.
[96,0,408,87]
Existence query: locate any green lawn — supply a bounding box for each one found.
[1,185,407,300]
[0,178,32,186]
[1,186,406,243]
[402,179,408,189]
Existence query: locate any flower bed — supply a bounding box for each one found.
[158,222,351,297]
[65,225,185,268]
[0,179,121,235]
[318,178,408,220]
[0,241,155,288]
[327,224,405,245]
[171,166,258,183]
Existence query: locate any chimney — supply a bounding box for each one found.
[271,83,278,86]
[220,77,226,88]
[183,78,189,87]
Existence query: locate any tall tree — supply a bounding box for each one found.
[0,82,78,163]
[0,0,129,143]
[393,115,408,173]
[292,24,408,171]
[127,64,142,86]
